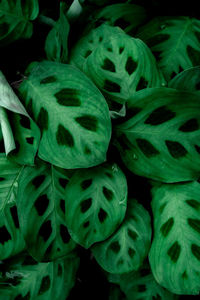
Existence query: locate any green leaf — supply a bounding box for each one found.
[0,154,26,260]
[0,71,29,117]
[0,252,79,299]
[169,66,200,92]
[19,61,111,169]
[0,71,40,165]
[149,180,200,295]
[45,3,70,63]
[108,285,127,300]
[114,87,200,183]
[0,108,15,155]
[16,159,77,262]
[92,199,151,274]
[0,0,39,46]
[7,111,41,166]
[70,24,123,71]
[87,3,147,35]
[137,16,200,81]
[65,163,127,248]
[84,31,165,104]
[107,263,177,300]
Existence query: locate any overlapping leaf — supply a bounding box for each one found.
[70,24,123,71]
[108,262,177,300]
[65,163,127,248]
[0,0,39,46]
[149,180,200,294]
[16,159,76,262]
[19,60,111,169]
[0,253,79,299]
[84,31,165,104]
[92,199,151,274]
[0,154,26,260]
[137,16,200,81]
[114,87,200,182]
[169,66,200,92]
[0,71,40,165]
[45,2,70,63]
[87,3,147,35]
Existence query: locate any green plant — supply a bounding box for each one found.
[0,0,200,299]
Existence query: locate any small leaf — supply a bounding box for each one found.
[65,163,127,248]
[114,87,200,183]
[0,154,26,260]
[92,199,151,274]
[45,2,70,63]
[149,180,200,294]
[16,159,76,262]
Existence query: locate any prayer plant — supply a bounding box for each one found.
[0,0,200,299]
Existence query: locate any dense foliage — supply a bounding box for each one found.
[0,0,200,299]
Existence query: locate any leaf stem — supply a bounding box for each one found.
[37,15,56,27]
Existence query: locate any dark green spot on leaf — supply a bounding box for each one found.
[136,138,159,157]
[179,118,199,132]
[125,57,138,75]
[40,76,57,84]
[98,208,108,223]
[191,244,200,261]
[145,106,176,125]
[109,241,120,253]
[128,229,138,241]
[0,226,11,244]
[55,88,81,107]
[160,217,174,237]
[38,276,51,295]
[81,179,92,190]
[37,107,48,131]
[34,194,49,216]
[60,224,70,243]
[165,140,188,158]
[104,80,121,93]
[75,115,98,131]
[56,124,74,147]
[167,241,181,263]
[10,206,19,228]
[32,175,45,188]
[81,198,92,213]
[188,218,200,233]
[101,58,115,72]
[39,220,52,242]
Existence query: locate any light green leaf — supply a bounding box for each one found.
[87,3,147,35]
[137,16,200,81]
[92,199,151,274]
[45,3,70,63]
[0,154,26,260]
[107,263,177,300]
[0,71,29,117]
[149,180,200,295]
[0,0,39,46]
[84,31,165,104]
[19,61,111,169]
[70,24,123,71]
[114,87,200,183]
[0,108,15,154]
[0,71,40,164]
[16,159,77,262]
[65,163,127,248]
[0,252,79,299]
[169,66,200,92]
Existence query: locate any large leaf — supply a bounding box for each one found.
[70,24,123,71]
[0,154,26,260]
[45,2,70,63]
[19,61,111,169]
[86,3,147,36]
[84,31,165,104]
[92,199,151,274]
[0,0,39,46]
[0,71,40,165]
[114,87,200,183]
[16,159,77,262]
[108,262,177,300]
[0,252,79,299]
[149,180,200,295]
[169,66,200,92]
[137,16,200,81]
[65,163,127,248]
